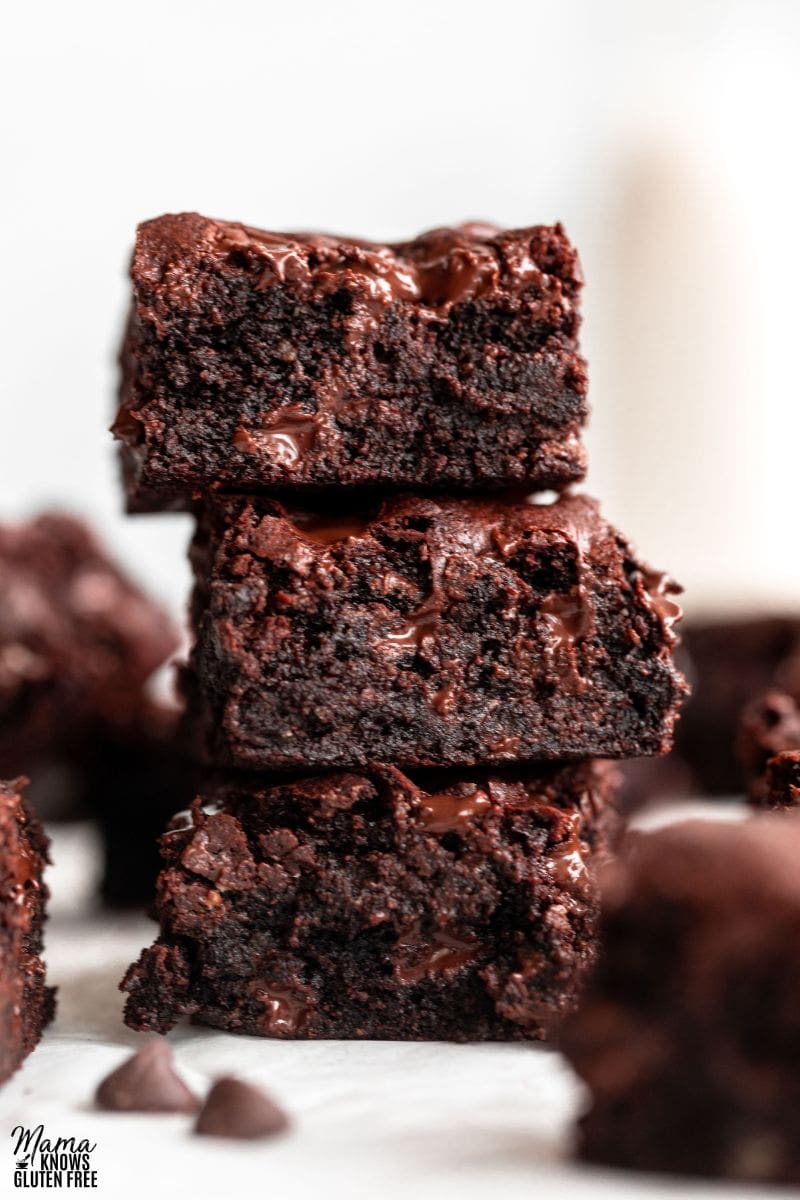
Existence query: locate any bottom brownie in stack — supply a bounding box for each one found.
[1,779,55,1083]
[122,761,619,1041]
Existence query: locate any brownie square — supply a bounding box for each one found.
[185,492,686,771]
[113,213,588,509]
[0,779,55,1084]
[122,761,619,1041]
[0,512,178,777]
[561,818,800,1184]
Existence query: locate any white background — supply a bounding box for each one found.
[2,0,800,620]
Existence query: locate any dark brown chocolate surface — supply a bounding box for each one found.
[561,817,800,1183]
[122,761,619,1041]
[114,213,588,509]
[0,779,55,1085]
[185,492,686,771]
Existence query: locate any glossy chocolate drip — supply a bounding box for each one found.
[547,813,589,891]
[195,215,572,311]
[416,786,491,834]
[641,568,682,646]
[411,239,500,305]
[394,922,480,985]
[213,222,309,287]
[381,595,442,651]
[233,407,319,467]
[253,983,310,1035]
[539,586,592,693]
[289,511,373,545]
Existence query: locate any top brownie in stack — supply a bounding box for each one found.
[113,213,588,509]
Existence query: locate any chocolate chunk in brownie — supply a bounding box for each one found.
[185,492,686,771]
[0,512,178,779]
[0,779,55,1084]
[121,761,619,1041]
[674,615,800,796]
[113,213,588,510]
[561,817,800,1183]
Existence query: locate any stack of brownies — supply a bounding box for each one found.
[113,212,686,1040]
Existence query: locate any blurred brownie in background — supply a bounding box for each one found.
[675,615,800,795]
[738,689,800,804]
[82,700,199,908]
[0,511,177,782]
[0,511,192,905]
[619,614,800,809]
[561,816,800,1184]
[752,749,800,810]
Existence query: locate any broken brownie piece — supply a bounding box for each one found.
[561,817,800,1184]
[122,761,619,1041]
[0,512,178,777]
[185,492,686,771]
[0,779,55,1084]
[113,213,588,510]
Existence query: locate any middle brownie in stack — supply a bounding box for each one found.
[117,212,687,1040]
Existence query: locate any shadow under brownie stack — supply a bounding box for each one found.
[115,212,686,1040]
